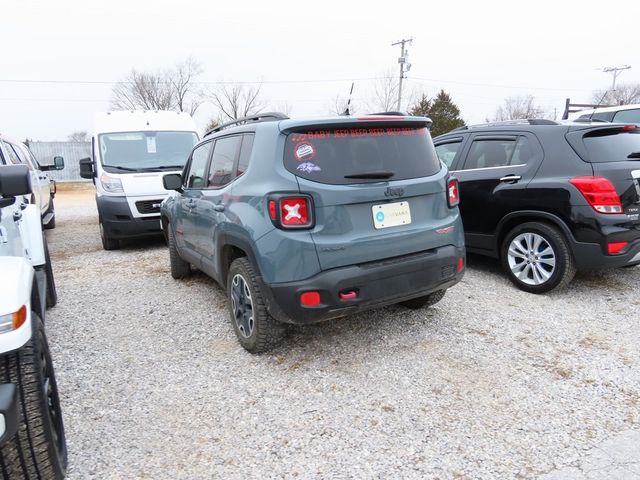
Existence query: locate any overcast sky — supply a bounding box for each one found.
[1,0,638,141]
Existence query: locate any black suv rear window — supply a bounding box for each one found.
[284,127,440,184]
[582,128,640,163]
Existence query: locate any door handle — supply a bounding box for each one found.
[499,175,521,183]
[213,203,226,212]
[185,199,196,208]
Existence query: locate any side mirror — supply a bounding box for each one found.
[79,157,95,179]
[53,156,65,170]
[163,173,183,192]
[0,164,32,208]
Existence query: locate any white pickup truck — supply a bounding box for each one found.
[0,134,65,229]
[0,164,67,479]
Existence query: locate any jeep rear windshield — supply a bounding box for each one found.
[99,131,199,172]
[581,127,640,163]
[283,127,441,184]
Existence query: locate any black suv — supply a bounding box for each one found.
[434,120,640,293]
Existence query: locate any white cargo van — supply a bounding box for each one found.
[80,110,198,250]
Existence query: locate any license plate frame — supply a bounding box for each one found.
[372,201,412,230]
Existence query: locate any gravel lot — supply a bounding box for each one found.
[45,186,640,479]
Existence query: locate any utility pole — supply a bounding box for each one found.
[392,38,413,111]
[602,65,631,90]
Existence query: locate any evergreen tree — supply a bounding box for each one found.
[410,89,465,137]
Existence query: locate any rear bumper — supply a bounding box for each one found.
[0,384,19,445]
[261,245,465,324]
[97,195,163,240]
[572,237,640,269]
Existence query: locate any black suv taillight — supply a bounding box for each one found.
[447,177,460,208]
[268,194,314,229]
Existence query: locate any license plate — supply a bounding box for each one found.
[372,201,412,229]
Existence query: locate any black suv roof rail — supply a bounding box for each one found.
[452,119,559,131]
[204,112,289,137]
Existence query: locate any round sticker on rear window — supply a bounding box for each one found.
[294,142,315,161]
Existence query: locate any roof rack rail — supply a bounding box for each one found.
[453,119,559,131]
[204,112,289,137]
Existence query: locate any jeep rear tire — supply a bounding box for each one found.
[227,258,286,353]
[400,289,446,309]
[167,226,190,279]
[0,314,67,479]
[501,222,576,293]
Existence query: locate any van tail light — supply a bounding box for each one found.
[267,194,314,229]
[569,176,623,214]
[447,177,460,208]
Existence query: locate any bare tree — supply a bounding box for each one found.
[171,58,204,115]
[591,83,640,106]
[493,95,545,121]
[367,70,399,112]
[207,84,265,121]
[68,131,89,142]
[110,58,204,114]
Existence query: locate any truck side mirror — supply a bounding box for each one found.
[53,156,65,170]
[163,173,183,192]
[79,157,95,179]
[0,164,32,208]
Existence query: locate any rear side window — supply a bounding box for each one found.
[581,128,640,162]
[236,134,254,177]
[612,109,640,124]
[462,138,517,170]
[283,127,440,184]
[435,140,462,168]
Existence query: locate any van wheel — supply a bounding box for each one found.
[43,236,58,308]
[0,314,68,479]
[167,227,190,279]
[99,219,119,250]
[501,222,576,293]
[227,258,286,353]
[400,289,446,309]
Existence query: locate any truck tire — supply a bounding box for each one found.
[227,258,286,353]
[99,218,119,251]
[400,289,446,309]
[43,236,58,309]
[0,314,67,479]
[167,227,190,279]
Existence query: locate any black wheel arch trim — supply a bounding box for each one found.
[495,210,577,252]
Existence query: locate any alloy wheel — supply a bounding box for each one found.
[230,274,254,338]
[507,232,556,286]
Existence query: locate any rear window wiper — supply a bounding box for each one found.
[344,171,395,179]
[627,152,640,159]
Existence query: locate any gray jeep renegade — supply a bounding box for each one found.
[161,113,465,353]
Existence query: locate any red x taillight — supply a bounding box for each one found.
[447,177,460,208]
[268,195,314,229]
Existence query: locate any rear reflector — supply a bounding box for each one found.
[607,241,628,255]
[447,177,460,208]
[457,257,465,272]
[569,176,623,214]
[623,125,637,132]
[300,291,321,306]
